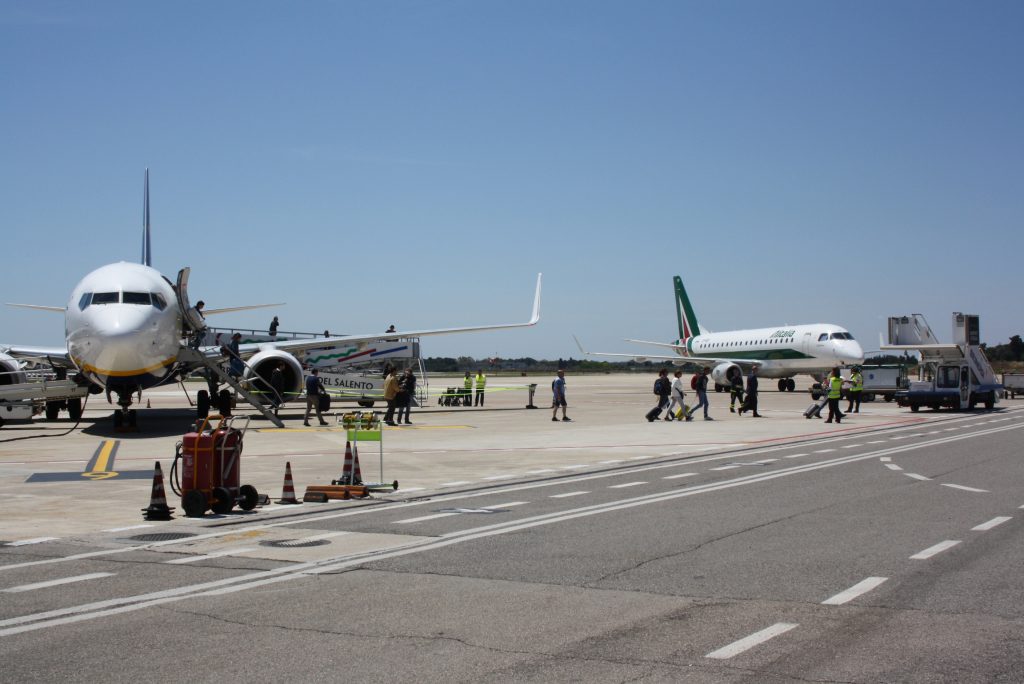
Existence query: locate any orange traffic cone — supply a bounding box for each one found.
[337,441,363,485]
[350,442,363,485]
[278,462,300,504]
[141,461,174,520]
[146,399,151,408]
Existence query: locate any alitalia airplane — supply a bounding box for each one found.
[577,275,863,392]
[1,171,542,426]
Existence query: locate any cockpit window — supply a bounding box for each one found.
[123,292,151,305]
[92,292,119,305]
[78,293,92,311]
[829,332,855,340]
[151,293,167,310]
[818,333,828,342]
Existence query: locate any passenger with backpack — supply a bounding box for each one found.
[686,367,713,421]
[551,369,570,422]
[646,369,672,422]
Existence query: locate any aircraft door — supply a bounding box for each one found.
[175,268,206,336]
[802,332,812,357]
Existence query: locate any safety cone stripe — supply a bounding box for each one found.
[279,462,300,504]
[142,461,174,520]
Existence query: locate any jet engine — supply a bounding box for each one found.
[710,362,743,391]
[0,352,27,387]
[242,350,304,405]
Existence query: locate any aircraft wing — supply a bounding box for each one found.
[1,344,74,368]
[574,336,763,366]
[204,303,285,316]
[5,303,66,313]
[220,273,542,360]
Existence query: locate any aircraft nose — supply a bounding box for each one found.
[843,341,865,365]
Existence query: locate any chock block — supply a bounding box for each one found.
[302,491,329,503]
[305,484,369,499]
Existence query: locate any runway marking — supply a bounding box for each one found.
[608,481,647,489]
[880,457,891,462]
[560,464,590,470]
[165,548,257,564]
[394,501,528,524]
[438,481,472,487]
[885,463,903,471]
[754,459,778,464]
[910,540,961,560]
[904,473,931,481]
[710,465,741,471]
[3,573,115,593]
[815,449,835,453]
[526,469,556,475]
[395,512,461,524]
[628,455,652,460]
[103,525,153,533]
[784,453,806,459]
[941,484,989,493]
[662,472,698,480]
[483,474,515,480]
[4,537,59,547]
[868,440,887,444]
[972,516,1011,531]
[398,487,425,493]
[821,577,888,605]
[841,444,860,449]
[550,491,588,498]
[705,622,798,659]
[599,460,624,465]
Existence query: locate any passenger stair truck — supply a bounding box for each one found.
[882,313,1002,412]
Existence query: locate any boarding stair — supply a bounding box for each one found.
[176,346,285,428]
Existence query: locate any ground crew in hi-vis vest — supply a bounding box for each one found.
[847,366,863,413]
[463,371,473,406]
[825,367,845,424]
[474,370,487,406]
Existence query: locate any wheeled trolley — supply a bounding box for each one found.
[170,415,260,516]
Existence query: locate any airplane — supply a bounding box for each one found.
[575,275,864,392]
[1,171,542,427]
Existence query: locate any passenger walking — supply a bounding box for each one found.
[551,369,570,422]
[825,367,845,424]
[303,368,328,426]
[269,362,286,416]
[847,366,863,413]
[686,367,713,421]
[474,370,487,406]
[668,369,692,421]
[646,369,672,422]
[397,369,416,424]
[737,365,763,417]
[383,368,401,425]
[227,332,244,379]
[728,368,745,413]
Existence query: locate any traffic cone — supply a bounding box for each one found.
[338,441,363,485]
[146,399,151,408]
[141,461,174,520]
[350,442,363,485]
[278,461,300,504]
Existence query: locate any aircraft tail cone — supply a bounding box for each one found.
[141,461,174,521]
[278,462,301,504]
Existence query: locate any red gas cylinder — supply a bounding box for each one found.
[181,426,216,492]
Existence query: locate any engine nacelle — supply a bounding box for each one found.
[0,352,27,387]
[242,350,304,404]
[710,362,743,388]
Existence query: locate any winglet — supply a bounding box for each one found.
[572,334,588,355]
[142,168,152,267]
[529,273,542,325]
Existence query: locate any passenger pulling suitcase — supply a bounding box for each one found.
[804,396,827,419]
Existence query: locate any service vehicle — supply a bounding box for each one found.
[1001,373,1024,399]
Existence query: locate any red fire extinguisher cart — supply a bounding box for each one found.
[171,415,259,517]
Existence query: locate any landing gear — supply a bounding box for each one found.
[67,398,83,421]
[777,379,796,392]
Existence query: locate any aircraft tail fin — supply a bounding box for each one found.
[142,168,152,267]
[673,276,701,340]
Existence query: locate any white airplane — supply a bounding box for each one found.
[576,275,863,391]
[1,171,542,426]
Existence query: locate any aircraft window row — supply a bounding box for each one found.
[77,292,168,311]
[698,337,794,349]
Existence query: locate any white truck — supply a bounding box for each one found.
[883,313,1002,412]
[859,364,909,402]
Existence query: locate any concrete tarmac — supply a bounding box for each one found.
[0,374,925,543]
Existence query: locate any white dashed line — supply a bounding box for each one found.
[165,548,257,565]
[3,573,115,593]
[815,449,835,454]
[885,463,903,471]
[784,453,806,459]
[608,481,647,489]
[550,491,589,498]
[911,540,961,560]
[439,481,472,487]
[710,465,741,471]
[754,459,778,464]
[395,512,460,524]
[904,473,931,481]
[972,516,1011,531]
[560,464,590,470]
[879,457,891,462]
[4,537,60,547]
[867,440,887,444]
[821,577,888,605]
[599,460,624,465]
[526,469,556,475]
[841,445,860,449]
[705,622,799,659]
[102,525,153,533]
[662,472,698,480]
[941,484,989,493]
[483,474,515,481]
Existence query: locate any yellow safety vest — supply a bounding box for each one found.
[464,376,473,390]
[828,376,843,399]
[851,372,863,392]
[475,374,486,388]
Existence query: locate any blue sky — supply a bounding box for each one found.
[2,1,1021,359]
